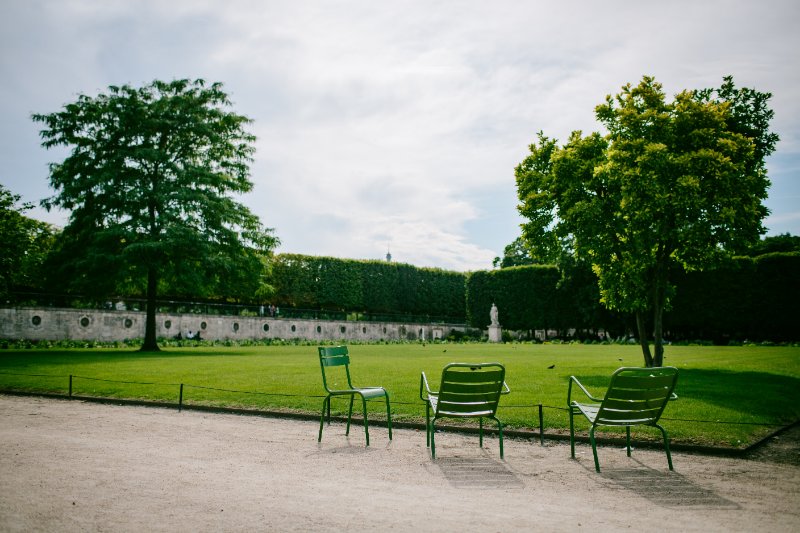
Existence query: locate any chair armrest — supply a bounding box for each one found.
[567,375,603,407]
[501,381,511,395]
[419,371,437,401]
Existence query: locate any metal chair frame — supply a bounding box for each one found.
[420,362,510,459]
[318,345,392,446]
[568,366,679,472]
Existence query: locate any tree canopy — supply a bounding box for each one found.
[492,236,537,269]
[34,79,278,350]
[0,185,57,299]
[515,76,777,366]
[745,233,800,256]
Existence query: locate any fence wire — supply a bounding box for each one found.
[0,371,791,429]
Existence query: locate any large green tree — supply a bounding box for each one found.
[34,79,278,351]
[0,185,57,299]
[515,76,777,366]
[492,236,537,269]
[746,233,800,256]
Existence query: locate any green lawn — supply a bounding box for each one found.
[1,343,799,448]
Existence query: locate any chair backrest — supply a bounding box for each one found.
[596,367,678,426]
[318,346,353,392]
[435,363,506,418]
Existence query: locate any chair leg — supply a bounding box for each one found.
[656,423,674,470]
[326,396,331,425]
[346,395,354,436]
[569,408,576,459]
[626,426,632,457]
[318,396,329,442]
[361,395,370,446]
[384,393,393,440]
[479,417,484,448]
[430,418,437,459]
[589,426,600,472]
[496,417,504,460]
[425,403,431,447]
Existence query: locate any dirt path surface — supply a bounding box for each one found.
[1,395,798,532]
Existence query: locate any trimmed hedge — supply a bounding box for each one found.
[666,253,800,342]
[466,264,625,336]
[267,253,798,341]
[269,254,466,320]
[466,254,798,342]
[467,265,559,331]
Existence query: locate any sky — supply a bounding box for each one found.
[1,1,798,272]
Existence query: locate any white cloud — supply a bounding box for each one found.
[2,0,799,270]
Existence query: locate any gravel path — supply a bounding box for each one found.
[1,395,798,532]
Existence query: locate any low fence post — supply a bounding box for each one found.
[69,375,73,398]
[538,403,544,446]
[178,383,184,412]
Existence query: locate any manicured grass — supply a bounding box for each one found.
[1,343,799,447]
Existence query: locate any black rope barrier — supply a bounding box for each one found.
[0,371,69,378]
[72,375,161,386]
[0,370,792,439]
[183,383,323,398]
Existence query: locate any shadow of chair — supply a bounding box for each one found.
[596,463,739,509]
[434,453,524,489]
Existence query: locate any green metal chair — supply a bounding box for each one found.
[568,366,679,472]
[318,346,392,446]
[420,362,510,459]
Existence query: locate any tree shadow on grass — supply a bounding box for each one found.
[676,369,800,414]
[572,369,800,424]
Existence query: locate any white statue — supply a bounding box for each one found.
[490,303,499,326]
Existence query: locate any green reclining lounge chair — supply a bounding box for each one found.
[568,366,679,472]
[420,362,510,459]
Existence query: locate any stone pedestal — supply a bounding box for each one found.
[488,324,502,343]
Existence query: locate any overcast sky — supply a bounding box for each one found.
[2,1,798,271]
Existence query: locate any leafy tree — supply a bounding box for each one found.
[515,76,777,366]
[745,233,800,256]
[0,185,57,299]
[492,236,537,268]
[34,79,278,351]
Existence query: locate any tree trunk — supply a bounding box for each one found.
[636,310,654,367]
[140,266,160,352]
[653,300,665,367]
[651,258,668,367]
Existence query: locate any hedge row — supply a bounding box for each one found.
[465,253,799,342]
[667,253,799,342]
[268,254,466,320]
[266,253,797,341]
[465,264,624,336]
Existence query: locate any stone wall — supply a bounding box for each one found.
[0,307,469,343]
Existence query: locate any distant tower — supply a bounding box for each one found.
[386,244,392,262]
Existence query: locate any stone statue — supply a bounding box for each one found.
[490,303,499,326]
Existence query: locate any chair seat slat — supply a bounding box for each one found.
[607,387,671,401]
[438,391,500,403]
[440,382,504,394]
[612,374,675,389]
[321,355,350,367]
[442,370,504,383]
[601,397,669,411]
